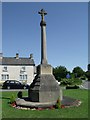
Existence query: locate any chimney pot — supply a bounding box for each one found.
[16,53,19,59]
[0,53,3,59]
[30,54,33,59]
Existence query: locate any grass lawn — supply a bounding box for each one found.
[0,89,89,119]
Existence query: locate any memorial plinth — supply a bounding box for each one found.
[28,9,60,104]
[28,70,60,103]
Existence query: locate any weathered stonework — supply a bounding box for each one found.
[37,64,52,75]
[28,74,60,103]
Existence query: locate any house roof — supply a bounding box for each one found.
[0,57,35,66]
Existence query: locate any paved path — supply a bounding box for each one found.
[80,81,90,89]
[0,89,28,92]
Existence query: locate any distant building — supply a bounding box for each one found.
[0,53,36,85]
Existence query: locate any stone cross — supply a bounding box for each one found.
[38,9,47,21]
[38,9,47,64]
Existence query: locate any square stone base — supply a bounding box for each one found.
[37,64,52,75]
[29,90,59,103]
[28,74,60,103]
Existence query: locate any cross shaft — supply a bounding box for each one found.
[38,9,47,64]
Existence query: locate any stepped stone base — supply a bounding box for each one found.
[28,74,60,103]
[16,96,81,108]
[28,64,60,103]
[16,98,56,108]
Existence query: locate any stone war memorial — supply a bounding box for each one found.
[28,9,60,104]
[16,9,81,109]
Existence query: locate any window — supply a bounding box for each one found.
[2,74,9,80]
[15,81,20,84]
[20,74,27,80]
[20,67,26,72]
[10,81,15,84]
[3,66,8,72]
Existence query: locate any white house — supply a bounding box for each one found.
[0,53,36,85]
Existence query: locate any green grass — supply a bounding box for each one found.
[1,89,89,118]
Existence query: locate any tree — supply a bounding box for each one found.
[88,64,90,71]
[85,71,90,81]
[53,66,68,81]
[85,64,90,81]
[72,66,85,78]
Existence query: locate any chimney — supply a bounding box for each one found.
[30,54,33,59]
[0,53,3,59]
[16,53,19,59]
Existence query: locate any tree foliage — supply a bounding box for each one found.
[72,66,85,78]
[85,71,90,81]
[53,66,68,81]
[88,64,90,71]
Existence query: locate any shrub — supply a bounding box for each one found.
[10,94,16,104]
[72,66,85,78]
[60,78,82,86]
[53,66,68,82]
[55,98,61,109]
[85,71,90,81]
[17,91,23,98]
[66,85,79,89]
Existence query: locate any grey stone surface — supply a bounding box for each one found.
[61,96,81,107]
[28,74,60,103]
[16,98,56,108]
[37,64,52,75]
[39,9,47,65]
[16,95,81,108]
[60,88,63,101]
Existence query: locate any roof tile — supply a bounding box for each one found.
[0,57,35,66]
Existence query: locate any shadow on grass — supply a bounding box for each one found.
[0,97,10,100]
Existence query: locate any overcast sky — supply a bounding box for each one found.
[2,2,88,72]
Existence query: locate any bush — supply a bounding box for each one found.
[60,78,82,86]
[85,71,90,81]
[72,66,85,78]
[53,66,68,82]
[66,85,79,89]
[10,94,16,104]
[17,91,23,98]
[55,98,61,109]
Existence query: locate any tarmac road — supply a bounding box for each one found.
[0,81,90,91]
[0,89,28,92]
